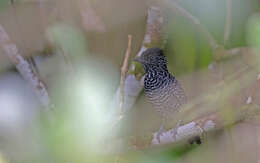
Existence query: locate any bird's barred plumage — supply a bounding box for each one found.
[135,48,186,119]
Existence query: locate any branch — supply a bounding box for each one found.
[106,54,260,151]
[110,6,165,115]
[107,5,260,152]
[150,72,260,147]
[152,112,221,145]
[120,35,132,113]
[148,104,259,147]
[0,25,51,109]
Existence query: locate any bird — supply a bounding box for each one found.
[134,47,187,142]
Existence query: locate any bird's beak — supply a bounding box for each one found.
[134,56,144,64]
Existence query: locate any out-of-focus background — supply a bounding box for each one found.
[1,0,260,162]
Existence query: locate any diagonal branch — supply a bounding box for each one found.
[0,25,52,109]
[110,7,165,115]
[124,63,260,150]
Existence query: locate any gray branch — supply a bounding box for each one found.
[0,25,51,109]
[110,7,165,115]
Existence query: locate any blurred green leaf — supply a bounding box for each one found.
[47,24,89,65]
[247,14,260,47]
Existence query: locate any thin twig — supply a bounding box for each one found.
[0,25,51,109]
[224,0,232,45]
[110,7,164,114]
[120,35,132,113]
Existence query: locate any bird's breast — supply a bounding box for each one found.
[144,74,186,117]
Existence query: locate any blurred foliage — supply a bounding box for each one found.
[248,14,260,47]
[47,24,88,59]
[0,0,9,11]
[165,0,258,75]
[247,14,260,71]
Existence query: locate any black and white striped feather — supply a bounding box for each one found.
[137,48,186,118]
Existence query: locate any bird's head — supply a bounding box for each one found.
[134,48,167,72]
